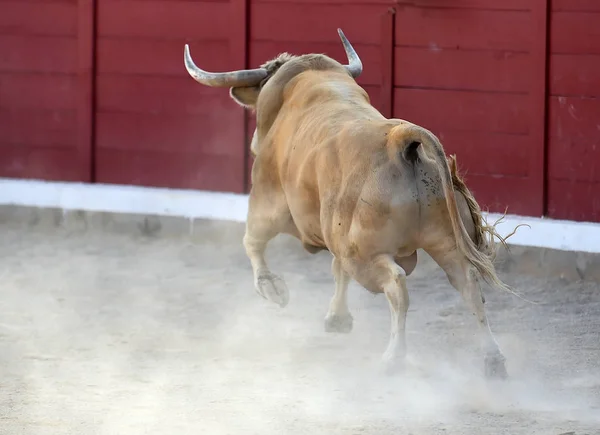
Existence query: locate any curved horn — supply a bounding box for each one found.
[184,44,268,87]
[337,28,363,78]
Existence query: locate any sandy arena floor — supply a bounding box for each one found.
[1,221,599,434]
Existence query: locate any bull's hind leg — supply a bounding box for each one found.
[244,185,296,308]
[324,256,353,333]
[346,254,410,371]
[427,247,508,379]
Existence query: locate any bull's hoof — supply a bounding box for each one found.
[484,353,508,380]
[380,347,407,376]
[324,313,353,334]
[255,272,289,308]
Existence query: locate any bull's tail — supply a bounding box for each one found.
[387,123,511,292]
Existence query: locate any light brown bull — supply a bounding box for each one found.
[183,29,520,378]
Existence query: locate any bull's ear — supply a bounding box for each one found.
[230,86,261,108]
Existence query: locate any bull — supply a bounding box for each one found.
[183,29,521,378]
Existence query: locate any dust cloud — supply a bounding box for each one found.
[0,222,599,434]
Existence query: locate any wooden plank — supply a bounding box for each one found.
[96,76,229,115]
[550,54,600,97]
[77,0,95,182]
[528,0,548,217]
[96,112,243,157]
[395,0,529,10]
[547,179,600,222]
[250,41,382,86]
[0,109,76,148]
[459,174,540,216]
[251,4,383,45]
[0,73,77,110]
[547,97,600,183]
[252,0,528,7]
[434,131,531,177]
[395,7,531,51]
[0,1,76,36]
[97,39,230,76]
[552,0,600,12]
[0,146,82,181]
[0,35,77,73]
[229,0,248,191]
[254,0,392,4]
[394,88,530,134]
[551,12,600,54]
[380,8,395,118]
[97,0,230,40]
[394,47,530,92]
[95,149,245,192]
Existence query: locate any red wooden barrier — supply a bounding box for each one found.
[93,0,248,193]
[0,0,85,181]
[393,1,545,217]
[546,0,600,222]
[0,0,599,222]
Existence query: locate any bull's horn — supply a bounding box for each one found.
[337,28,363,78]
[184,44,268,87]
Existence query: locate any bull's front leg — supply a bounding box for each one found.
[324,256,353,333]
[243,186,292,308]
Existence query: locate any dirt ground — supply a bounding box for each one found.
[1,220,599,435]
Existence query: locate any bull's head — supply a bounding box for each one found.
[183,28,362,109]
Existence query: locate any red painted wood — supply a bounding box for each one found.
[380,8,395,119]
[251,41,382,86]
[97,39,230,76]
[395,0,530,10]
[547,7,600,222]
[96,111,242,156]
[229,0,250,191]
[0,35,77,73]
[0,0,84,182]
[462,174,540,217]
[395,7,531,51]
[547,97,600,184]
[0,146,83,182]
[255,0,391,4]
[252,4,383,45]
[552,0,600,12]
[96,76,226,115]
[394,88,530,135]
[0,109,76,148]
[77,0,95,182]
[95,149,245,193]
[551,11,600,55]
[547,179,600,222]
[0,1,77,36]
[97,0,230,39]
[528,0,549,217]
[551,54,600,97]
[434,131,531,177]
[95,0,247,193]
[0,73,77,110]
[394,47,530,93]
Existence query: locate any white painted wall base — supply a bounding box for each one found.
[1,178,599,254]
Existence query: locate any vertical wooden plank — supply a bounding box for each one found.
[230,0,250,193]
[530,0,550,216]
[77,0,96,183]
[380,7,395,118]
